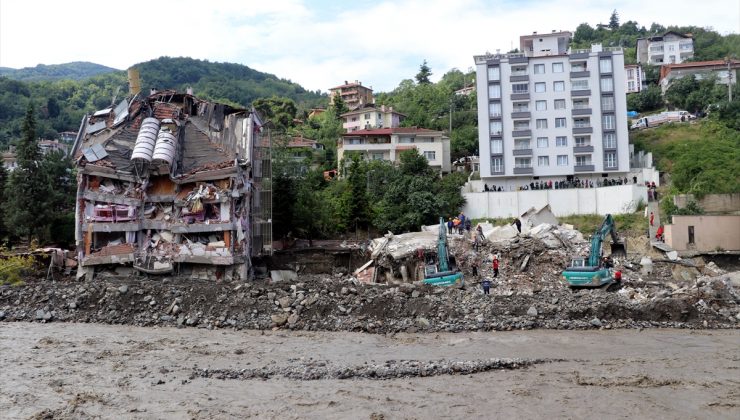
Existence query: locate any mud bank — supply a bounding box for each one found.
[1,273,738,333]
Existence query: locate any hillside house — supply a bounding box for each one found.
[340,104,406,132]
[636,31,694,65]
[329,80,374,110]
[70,90,272,281]
[659,59,740,94]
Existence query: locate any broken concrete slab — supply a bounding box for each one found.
[485,224,518,241]
[270,270,298,283]
[520,204,559,233]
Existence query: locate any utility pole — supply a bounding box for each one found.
[727,58,733,102]
[449,100,453,136]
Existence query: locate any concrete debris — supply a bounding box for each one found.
[520,204,559,234]
[270,270,297,283]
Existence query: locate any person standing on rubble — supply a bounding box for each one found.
[650,211,655,226]
[447,218,453,235]
[512,218,522,233]
[481,277,492,295]
[492,255,500,277]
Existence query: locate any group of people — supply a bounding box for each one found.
[485,176,645,193]
[646,181,659,201]
[447,213,471,235]
[471,254,500,295]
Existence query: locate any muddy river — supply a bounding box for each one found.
[1,323,738,419]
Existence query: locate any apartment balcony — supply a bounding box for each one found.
[509,56,529,64]
[571,89,591,97]
[573,145,594,153]
[511,93,530,100]
[574,164,595,172]
[512,148,532,156]
[512,129,531,137]
[513,166,533,174]
[510,75,529,82]
[571,107,592,116]
[511,111,531,119]
[570,70,590,78]
[603,143,617,151]
[569,52,589,59]
[572,126,593,134]
[489,113,503,120]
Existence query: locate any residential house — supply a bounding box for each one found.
[624,64,645,94]
[329,80,374,110]
[281,136,325,174]
[473,31,629,190]
[38,139,69,156]
[307,108,326,119]
[59,131,78,143]
[664,215,740,252]
[454,85,476,96]
[659,59,740,94]
[70,89,271,281]
[2,149,17,171]
[341,104,406,132]
[338,127,451,173]
[636,31,694,65]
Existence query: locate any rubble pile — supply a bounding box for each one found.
[1,270,737,333]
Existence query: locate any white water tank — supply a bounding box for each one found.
[152,128,177,165]
[131,117,160,162]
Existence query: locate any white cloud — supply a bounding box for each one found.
[1,0,738,93]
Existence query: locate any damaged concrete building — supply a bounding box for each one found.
[70,90,272,281]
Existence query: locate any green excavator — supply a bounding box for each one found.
[562,214,626,287]
[422,217,464,287]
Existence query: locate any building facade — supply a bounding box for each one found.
[338,127,451,173]
[71,90,272,281]
[329,80,374,110]
[636,31,694,65]
[341,104,406,132]
[474,32,630,189]
[659,59,739,94]
[624,64,645,94]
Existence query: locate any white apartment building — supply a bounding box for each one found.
[624,64,645,94]
[338,127,451,173]
[474,31,630,190]
[341,104,406,132]
[636,31,694,65]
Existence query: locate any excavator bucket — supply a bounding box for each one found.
[610,241,626,257]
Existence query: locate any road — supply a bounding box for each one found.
[1,323,738,419]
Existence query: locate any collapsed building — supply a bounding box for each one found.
[70,90,272,281]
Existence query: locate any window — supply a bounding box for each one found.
[515,157,532,168]
[571,63,587,72]
[603,133,617,149]
[371,152,384,161]
[513,120,530,130]
[554,99,566,110]
[534,64,545,74]
[537,137,549,148]
[554,81,565,92]
[348,138,362,145]
[555,118,566,128]
[364,113,371,119]
[688,226,695,244]
[491,156,503,172]
[575,136,590,146]
[535,82,546,93]
[490,121,503,135]
[399,137,414,144]
[515,139,531,150]
[490,139,503,154]
[627,81,636,91]
[423,151,436,161]
[557,155,568,166]
[556,136,568,147]
[574,117,590,128]
[535,100,547,111]
[536,119,548,129]
[602,114,616,130]
[512,83,529,94]
[572,80,589,90]
[600,77,614,92]
[487,66,500,81]
[601,95,615,111]
[538,156,550,166]
[511,66,527,76]
[668,44,675,51]
[552,62,564,73]
[627,69,634,78]
[573,99,589,109]
[489,102,502,117]
[488,84,501,99]
[513,102,529,112]
[604,151,617,168]
[575,155,591,166]
[599,57,613,73]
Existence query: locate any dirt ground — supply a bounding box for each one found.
[1,322,738,419]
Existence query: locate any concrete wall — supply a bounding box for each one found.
[664,215,740,252]
[462,184,647,218]
[673,193,740,215]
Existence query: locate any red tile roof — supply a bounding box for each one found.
[287,137,318,148]
[660,59,740,80]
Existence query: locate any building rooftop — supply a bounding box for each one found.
[342,127,440,137]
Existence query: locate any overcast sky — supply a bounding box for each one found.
[1,0,738,92]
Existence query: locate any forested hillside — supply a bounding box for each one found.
[0,61,119,81]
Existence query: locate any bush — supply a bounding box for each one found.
[0,253,35,285]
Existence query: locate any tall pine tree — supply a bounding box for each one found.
[3,104,53,242]
[416,60,432,84]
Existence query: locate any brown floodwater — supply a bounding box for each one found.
[1,322,738,419]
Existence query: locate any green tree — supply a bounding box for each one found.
[330,94,349,117]
[252,97,297,132]
[573,23,596,45]
[608,10,620,30]
[627,85,664,112]
[416,60,432,85]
